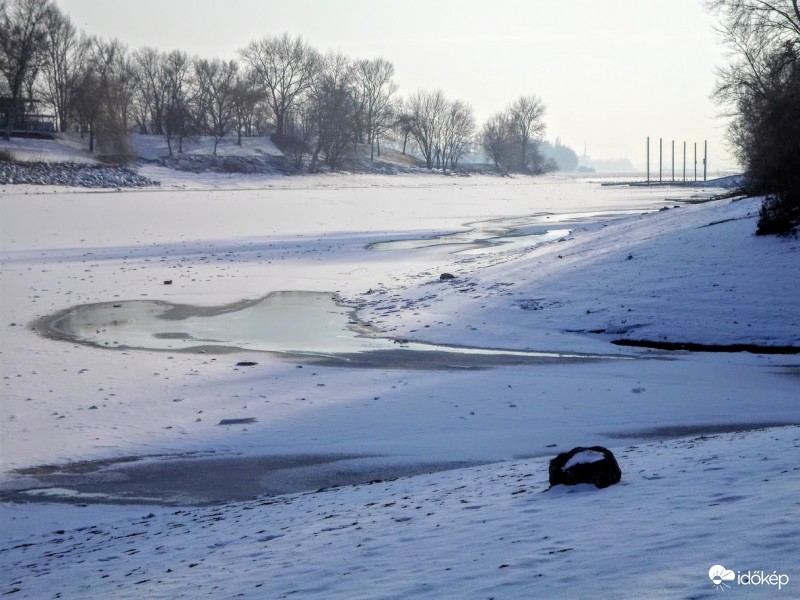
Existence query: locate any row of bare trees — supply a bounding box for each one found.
[242,40,403,170]
[1,0,143,154]
[404,90,475,170]
[2,0,551,173]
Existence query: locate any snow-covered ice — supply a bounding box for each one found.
[1,167,798,598]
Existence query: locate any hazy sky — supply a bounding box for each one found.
[54,0,737,170]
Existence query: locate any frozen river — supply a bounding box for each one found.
[1,174,797,505]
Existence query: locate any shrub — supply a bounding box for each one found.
[272,133,311,170]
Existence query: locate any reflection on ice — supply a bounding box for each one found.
[368,210,644,254]
[36,291,623,364]
[41,292,387,356]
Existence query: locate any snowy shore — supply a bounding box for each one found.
[0,161,159,188]
[1,170,798,598]
[3,426,798,599]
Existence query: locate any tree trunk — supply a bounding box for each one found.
[275,110,285,137]
[58,107,69,133]
[311,141,322,169]
[4,101,18,139]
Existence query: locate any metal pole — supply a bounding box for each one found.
[694,142,697,181]
[703,140,707,182]
[659,138,662,183]
[683,141,686,182]
[671,140,675,182]
[646,136,650,184]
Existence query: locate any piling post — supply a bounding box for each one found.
[703,140,708,181]
[683,141,686,182]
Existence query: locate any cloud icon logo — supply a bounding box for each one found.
[709,564,736,589]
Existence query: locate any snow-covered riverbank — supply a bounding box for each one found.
[3,426,798,599]
[1,172,798,598]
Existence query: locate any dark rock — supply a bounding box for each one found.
[218,417,257,425]
[549,446,621,489]
[163,280,172,285]
[439,273,456,280]
[235,361,258,367]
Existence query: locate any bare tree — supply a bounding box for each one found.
[708,1,799,109]
[113,43,136,133]
[706,0,800,232]
[0,0,52,139]
[480,112,514,173]
[439,99,475,171]
[38,4,88,132]
[69,36,131,157]
[353,57,397,160]
[230,68,263,145]
[307,52,357,170]
[69,58,100,146]
[161,49,195,155]
[394,109,414,155]
[239,33,319,137]
[276,103,313,169]
[405,90,475,172]
[131,48,196,153]
[407,89,447,169]
[707,0,799,42]
[131,47,167,135]
[507,94,546,172]
[480,95,549,174]
[194,57,237,154]
[85,38,133,158]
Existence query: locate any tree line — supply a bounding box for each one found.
[1,0,560,173]
[707,0,800,234]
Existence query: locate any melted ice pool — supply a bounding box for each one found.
[35,291,625,367]
[368,210,644,254]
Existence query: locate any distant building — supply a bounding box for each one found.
[0,96,56,136]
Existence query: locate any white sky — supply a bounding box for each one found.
[54,0,737,170]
